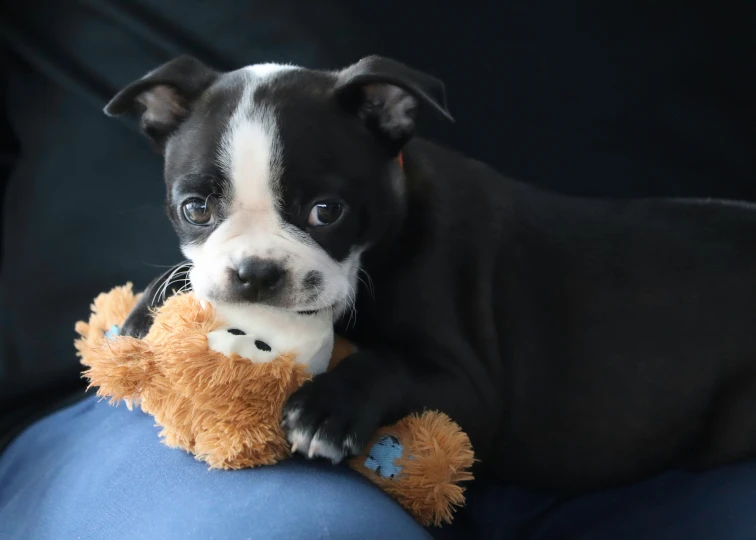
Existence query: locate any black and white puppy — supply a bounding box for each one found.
[106,55,756,493]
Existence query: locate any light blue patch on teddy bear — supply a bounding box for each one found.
[364,435,404,478]
[104,324,120,340]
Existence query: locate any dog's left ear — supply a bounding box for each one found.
[335,56,453,149]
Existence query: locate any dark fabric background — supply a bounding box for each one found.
[0,1,754,447]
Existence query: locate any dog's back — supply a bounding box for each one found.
[486,185,756,490]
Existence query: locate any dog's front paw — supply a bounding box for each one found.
[282,374,380,464]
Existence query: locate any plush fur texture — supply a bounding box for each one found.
[77,284,308,468]
[75,284,473,526]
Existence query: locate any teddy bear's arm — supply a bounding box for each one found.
[82,337,154,403]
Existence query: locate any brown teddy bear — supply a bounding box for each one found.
[75,284,474,526]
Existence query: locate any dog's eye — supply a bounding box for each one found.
[307,202,344,227]
[182,198,214,226]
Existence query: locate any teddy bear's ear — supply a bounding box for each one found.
[75,283,140,352]
[82,337,154,404]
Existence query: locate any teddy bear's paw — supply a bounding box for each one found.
[207,329,277,362]
[363,435,405,478]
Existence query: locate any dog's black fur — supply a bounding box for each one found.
[108,55,756,493]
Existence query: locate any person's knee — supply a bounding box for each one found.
[178,461,431,540]
[0,399,430,540]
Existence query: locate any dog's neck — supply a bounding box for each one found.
[361,143,428,274]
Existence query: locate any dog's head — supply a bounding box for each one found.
[105,55,452,317]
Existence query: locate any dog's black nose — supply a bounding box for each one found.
[232,258,286,302]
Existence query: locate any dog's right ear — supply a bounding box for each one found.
[104,55,219,151]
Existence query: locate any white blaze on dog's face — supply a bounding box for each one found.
[104,55,451,319]
[177,65,362,317]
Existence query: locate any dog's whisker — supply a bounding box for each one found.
[341,282,359,330]
[357,268,375,299]
[151,261,193,305]
[313,284,332,313]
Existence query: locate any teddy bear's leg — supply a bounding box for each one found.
[349,412,475,527]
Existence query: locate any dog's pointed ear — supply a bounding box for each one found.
[104,55,219,151]
[335,56,453,150]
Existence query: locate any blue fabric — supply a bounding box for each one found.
[0,396,430,540]
[3,397,756,540]
[104,325,120,340]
